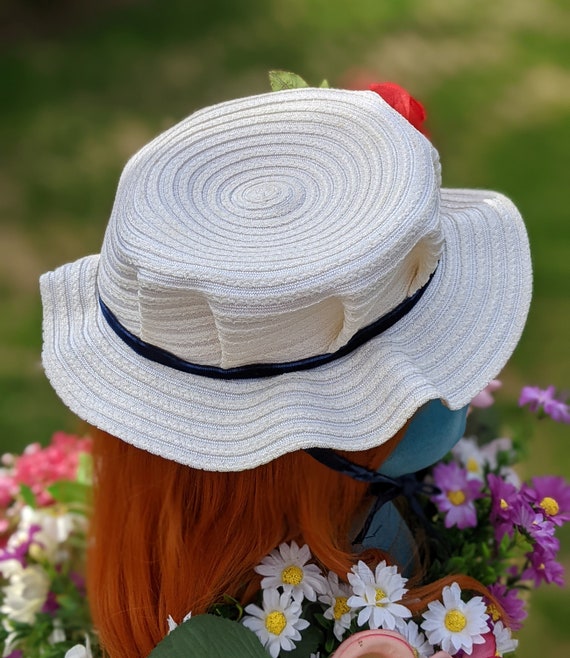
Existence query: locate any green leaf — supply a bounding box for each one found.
[19,483,37,508]
[319,78,330,88]
[269,70,309,91]
[47,480,90,506]
[76,451,93,485]
[148,615,270,658]
[284,622,322,657]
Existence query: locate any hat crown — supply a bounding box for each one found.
[97,88,443,368]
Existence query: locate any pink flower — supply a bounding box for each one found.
[471,380,502,409]
[11,433,92,506]
[432,462,484,529]
[467,631,496,658]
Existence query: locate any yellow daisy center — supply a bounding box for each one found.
[375,588,387,606]
[265,610,287,635]
[487,603,502,622]
[333,596,350,620]
[500,498,509,511]
[444,609,467,632]
[539,496,560,516]
[466,458,480,473]
[447,490,466,506]
[281,565,304,586]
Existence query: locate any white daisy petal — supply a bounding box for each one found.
[421,582,489,656]
[492,621,518,656]
[254,541,327,603]
[347,560,411,631]
[242,587,308,657]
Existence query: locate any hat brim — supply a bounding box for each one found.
[41,188,531,471]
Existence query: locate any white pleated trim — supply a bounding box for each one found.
[41,188,531,471]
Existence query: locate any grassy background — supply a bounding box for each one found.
[1,0,569,655]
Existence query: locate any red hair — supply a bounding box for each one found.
[87,427,502,657]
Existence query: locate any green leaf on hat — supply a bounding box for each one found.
[148,614,270,658]
[269,70,310,91]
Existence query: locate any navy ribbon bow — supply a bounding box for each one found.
[305,447,441,545]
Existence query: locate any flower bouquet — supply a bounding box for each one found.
[0,383,568,658]
[0,433,95,657]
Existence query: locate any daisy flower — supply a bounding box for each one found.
[255,541,327,602]
[522,475,570,526]
[492,621,518,656]
[396,619,434,657]
[319,571,355,641]
[347,560,411,630]
[242,588,309,658]
[451,437,516,483]
[421,582,489,655]
[485,583,527,632]
[431,462,483,529]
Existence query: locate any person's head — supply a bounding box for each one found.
[40,85,532,656]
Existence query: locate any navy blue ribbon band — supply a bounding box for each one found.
[98,268,436,381]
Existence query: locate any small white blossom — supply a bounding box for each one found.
[255,541,327,603]
[347,560,412,630]
[396,619,435,657]
[167,610,192,633]
[319,571,355,641]
[0,563,50,625]
[452,438,519,486]
[492,620,518,656]
[242,588,309,658]
[48,619,66,644]
[421,582,489,655]
[64,634,92,658]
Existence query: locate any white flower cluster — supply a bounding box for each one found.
[240,542,518,658]
[0,505,85,653]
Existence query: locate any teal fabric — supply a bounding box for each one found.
[361,399,469,572]
[378,400,469,477]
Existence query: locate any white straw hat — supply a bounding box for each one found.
[40,87,532,471]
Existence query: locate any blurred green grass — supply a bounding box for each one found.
[1,1,568,656]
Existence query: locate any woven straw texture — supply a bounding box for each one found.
[40,88,532,470]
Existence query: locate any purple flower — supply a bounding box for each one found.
[432,462,484,529]
[519,385,570,423]
[487,583,527,631]
[511,503,560,554]
[0,523,41,566]
[41,589,59,615]
[544,398,570,423]
[487,473,520,541]
[522,546,565,587]
[70,569,86,594]
[519,385,557,412]
[523,475,570,526]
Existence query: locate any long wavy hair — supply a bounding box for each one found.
[87,427,500,658]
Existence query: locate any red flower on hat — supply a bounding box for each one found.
[369,82,428,136]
